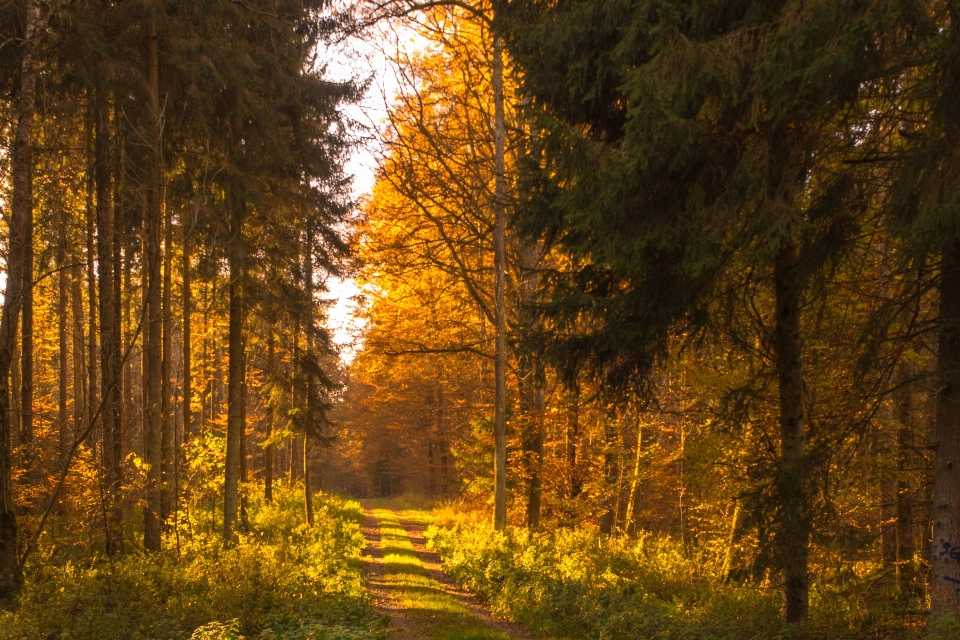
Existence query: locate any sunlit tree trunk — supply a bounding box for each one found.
[722,501,741,581]
[566,388,581,499]
[161,196,173,525]
[57,206,69,476]
[71,250,86,432]
[264,329,275,503]
[85,115,99,444]
[303,226,315,526]
[0,0,39,599]
[623,419,642,535]
[182,221,192,442]
[599,408,618,535]
[239,349,248,529]
[491,30,508,531]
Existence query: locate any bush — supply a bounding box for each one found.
[0,487,383,640]
[427,521,927,640]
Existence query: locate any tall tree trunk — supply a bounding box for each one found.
[223,191,246,542]
[239,341,248,529]
[304,433,313,525]
[517,240,544,530]
[86,117,99,440]
[122,248,133,458]
[71,249,86,432]
[58,206,69,475]
[264,328,275,503]
[599,408,618,535]
[182,221,192,442]
[142,15,164,552]
[491,31,508,531]
[20,159,33,450]
[722,501,741,581]
[567,388,581,499]
[303,227,315,526]
[161,195,173,524]
[95,86,123,556]
[774,243,809,623]
[0,0,39,598]
[932,240,960,613]
[624,419,643,535]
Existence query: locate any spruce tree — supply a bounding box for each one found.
[501,0,897,621]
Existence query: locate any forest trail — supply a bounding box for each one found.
[360,503,536,640]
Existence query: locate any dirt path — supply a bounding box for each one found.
[360,503,536,640]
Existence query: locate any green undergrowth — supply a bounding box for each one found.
[427,520,928,640]
[0,487,383,640]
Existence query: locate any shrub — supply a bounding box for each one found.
[0,487,382,640]
[427,521,927,640]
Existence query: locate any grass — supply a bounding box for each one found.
[426,518,931,640]
[368,505,511,640]
[0,486,383,640]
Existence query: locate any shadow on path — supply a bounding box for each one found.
[360,502,536,640]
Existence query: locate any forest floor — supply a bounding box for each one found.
[360,501,537,640]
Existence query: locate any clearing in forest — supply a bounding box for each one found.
[360,503,533,640]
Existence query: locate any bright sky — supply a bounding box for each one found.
[320,17,426,365]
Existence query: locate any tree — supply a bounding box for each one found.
[501,0,896,621]
[0,0,40,600]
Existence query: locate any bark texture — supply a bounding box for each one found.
[932,240,960,613]
[491,32,508,531]
[0,0,39,599]
[95,86,123,555]
[774,243,809,623]
[223,192,246,541]
[143,15,164,551]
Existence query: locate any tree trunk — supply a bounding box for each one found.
[20,159,33,449]
[303,227,315,526]
[95,85,123,556]
[264,329,274,503]
[0,0,39,599]
[182,221,192,442]
[161,194,173,525]
[304,433,313,525]
[122,248,133,458]
[142,15,164,552]
[86,118,99,440]
[722,501,741,581]
[599,409,618,535]
[491,31,508,531]
[567,389,581,499]
[71,249,86,433]
[774,242,809,623]
[239,341,248,529]
[58,206,69,475]
[932,240,960,613]
[624,419,643,535]
[223,192,246,542]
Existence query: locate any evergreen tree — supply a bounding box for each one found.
[501,0,898,621]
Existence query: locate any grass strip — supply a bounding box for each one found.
[373,508,511,640]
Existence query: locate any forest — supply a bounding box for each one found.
[2,0,960,639]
